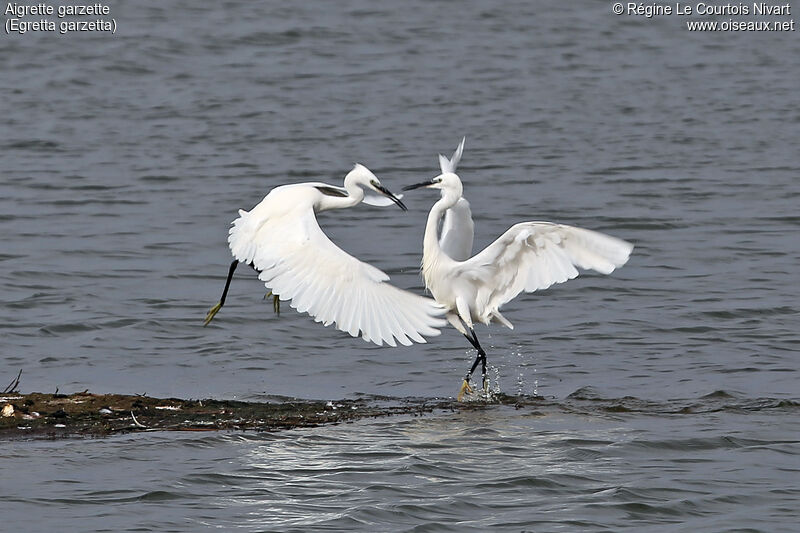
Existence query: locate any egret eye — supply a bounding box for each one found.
[370,179,379,187]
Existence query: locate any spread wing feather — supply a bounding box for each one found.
[457,222,633,317]
[228,206,445,346]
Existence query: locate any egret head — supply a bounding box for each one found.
[403,138,466,204]
[345,164,407,210]
[402,171,463,200]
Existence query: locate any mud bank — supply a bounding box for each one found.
[1,391,541,440]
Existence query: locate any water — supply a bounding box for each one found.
[1,0,799,530]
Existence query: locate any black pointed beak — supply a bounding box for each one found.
[374,184,407,211]
[402,179,435,191]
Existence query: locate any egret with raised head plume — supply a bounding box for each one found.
[404,139,633,399]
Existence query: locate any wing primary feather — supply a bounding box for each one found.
[353,284,373,342]
[367,287,390,346]
[379,291,408,347]
[373,292,396,346]
[368,292,389,346]
[361,286,381,345]
[392,296,427,344]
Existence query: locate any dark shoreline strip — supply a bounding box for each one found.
[0,391,536,440]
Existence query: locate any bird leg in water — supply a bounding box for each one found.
[458,328,488,400]
[203,260,239,326]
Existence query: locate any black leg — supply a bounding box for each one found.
[462,328,488,387]
[203,260,238,326]
[464,333,481,377]
[219,260,239,306]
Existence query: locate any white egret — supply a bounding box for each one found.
[403,139,633,398]
[204,164,446,347]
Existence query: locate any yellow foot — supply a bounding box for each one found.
[264,292,281,314]
[203,302,222,326]
[457,379,473,401]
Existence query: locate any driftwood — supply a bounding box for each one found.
[2,370,22,394]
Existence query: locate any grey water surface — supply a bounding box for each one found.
[2,1,799,531]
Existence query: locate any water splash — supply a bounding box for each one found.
[513,347,537,397]
[491,365,501,395]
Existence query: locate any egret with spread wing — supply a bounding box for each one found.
[204,164,445,347]
[404,139,633,398]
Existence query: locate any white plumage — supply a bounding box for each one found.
[448,221,633,330]
[439,198,474,261]
[206,164,445,347]
[404,139,633,395]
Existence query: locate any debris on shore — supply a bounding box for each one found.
[1,390,542,440]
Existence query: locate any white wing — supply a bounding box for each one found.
[228,206,445,347]
[458,222,633,316]
[439,197,474,261]
[438,137,465,174]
